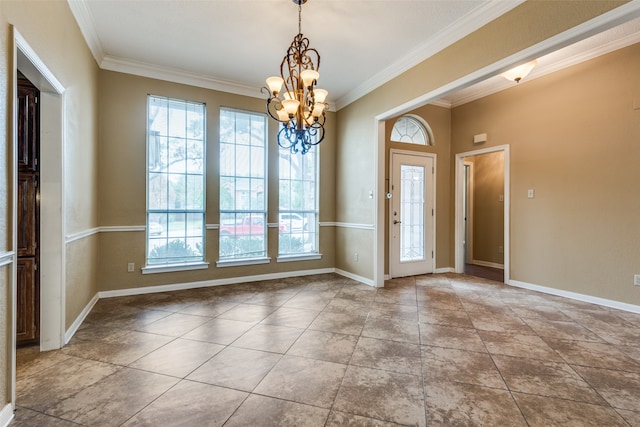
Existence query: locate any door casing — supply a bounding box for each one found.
[454,145,510,283]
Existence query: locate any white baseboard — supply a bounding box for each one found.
[64,292,99,344]
[0,403,14,427]
[435,267,455,274]
[509,280,640,314]
[472,260,504,269]
[99,268,336,299]
[334,268,376,287]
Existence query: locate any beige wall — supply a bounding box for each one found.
[1,0,100,409]
[384,105,452,273]
[466,152,504,266]
[451,42,640,305]
[97,70,336,291]
[335,1,626,282]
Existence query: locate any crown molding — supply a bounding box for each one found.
[101,56,263,99]
[448,22,640,108]
[67,0,104,64]
[334,0,526,110]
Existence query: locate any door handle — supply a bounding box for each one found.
[393,220,401,225]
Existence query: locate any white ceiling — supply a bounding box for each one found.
[68,0,640,111]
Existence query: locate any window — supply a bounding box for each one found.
[390,115,434,146]
[278,145,318,257]
[219,109,267,261]
[146,95,206,266]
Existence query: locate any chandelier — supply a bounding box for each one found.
[263,0,328,155]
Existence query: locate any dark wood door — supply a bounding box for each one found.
[17,74,40,345]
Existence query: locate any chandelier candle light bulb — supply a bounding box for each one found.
[262,0,328,155]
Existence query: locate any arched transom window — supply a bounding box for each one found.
[390,115,434,146]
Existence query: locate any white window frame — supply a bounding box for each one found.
[217,108,269,266]
[390,114,435,146]
[143,95,208,274]
[277,144,321,262]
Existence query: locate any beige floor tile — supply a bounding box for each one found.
[419,323,486,352]
[182,317,255,345]
[231,323,304,353]
[254,355,347,408]
[467,311,536,334]
[261,306,320,328]
[17,356,120,412]
[425,380,527,426]
[324,298,374,317]
[333,365,425,426]
[368,302,419,321]
[374,288,417,306]
[243,290,297,306]
[135,312,212,337]
[545,338,640,372]
[121,380,247,426]
[572,365,640,411]
[513,392,629,426]
[616,408,640,426]
[287,329,358,364]
[216,303,279,322]
[175,300,238,317]
[308,311,367,336]
[16,347,71,380]
[421,345,506,389]
[61,330,174,365]
[9,407,81,427]
[325,411,403,426]
[350,337,421,375]
[187,346,281,391]
[283,293,333,311]
[479,330,564,362]
[224,394,329,427]
[492,355,606,405]
[17,273,640,427]
[362,317,420,344]
[128,338,224,377]
[45,368,178,426]
[522,317,605,342]
[417,306,474,328]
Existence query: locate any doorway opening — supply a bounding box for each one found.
[455,145,509,283]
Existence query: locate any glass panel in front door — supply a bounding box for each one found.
[400,165,425,262]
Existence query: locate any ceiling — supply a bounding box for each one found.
[68,0,640,111]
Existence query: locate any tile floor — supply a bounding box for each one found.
[11,273,640,426]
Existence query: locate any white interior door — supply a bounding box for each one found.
[389,151,434,278]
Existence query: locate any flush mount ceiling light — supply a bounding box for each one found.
[263,0,328,155]
[500,59,538,83]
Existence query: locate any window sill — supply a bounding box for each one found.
[276,253,323,263]
[216,257,271,268]
[142,261,209,275]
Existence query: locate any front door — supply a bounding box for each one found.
[389,151,434,278]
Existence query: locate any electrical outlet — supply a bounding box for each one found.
[527,189,535,199]
[634,274,640,286]
[127,262,135,273]
[354,252,359,262]
[498,246,503,254]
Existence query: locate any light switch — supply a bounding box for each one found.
[527,189,534,199]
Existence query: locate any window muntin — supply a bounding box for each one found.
[219,109,267,260]
[391,115,433,146]
[147,95,205,265]
[278,145,318,256]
